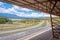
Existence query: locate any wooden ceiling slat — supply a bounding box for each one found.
[23,0,47,10]
[50,1,60,11]
[25,0,36,3]
[12,0,48,13]
[4,0,39,11]
[16,0,29,4]
[15,1,48,12]
[11,0,38,10]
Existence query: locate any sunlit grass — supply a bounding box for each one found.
[40,21,46,27]
[0,19,41,31]
[0,20,47,37]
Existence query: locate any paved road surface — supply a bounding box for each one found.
[0,21,51,40]
[29,30,52,40]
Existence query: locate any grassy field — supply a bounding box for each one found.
[0,17,59,37]
[0,18,50,37]
[0,20,47,37]
[0,19,41,31]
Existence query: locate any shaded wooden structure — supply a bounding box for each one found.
[0,0,60,40]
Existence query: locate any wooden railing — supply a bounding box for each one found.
[52,16,60,39]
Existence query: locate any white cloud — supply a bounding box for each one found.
[0,7,10,13]
[15,12,50,18]
[0,2,56,18]
[13,5,33,12]
[0,5,17,14]
[20,8,33,11]
[0,2,3,5]
[0,6,56,18]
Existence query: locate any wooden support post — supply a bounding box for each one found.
[49,0,58,39]
[50,14,54,39]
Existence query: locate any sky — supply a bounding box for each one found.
[0,2,55,18]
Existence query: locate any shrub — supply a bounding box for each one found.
[0,18,12,24]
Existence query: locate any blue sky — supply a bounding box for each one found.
[0,2,54,18]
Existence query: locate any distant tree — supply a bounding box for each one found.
[0,18,12,24]
[7,19,13,24]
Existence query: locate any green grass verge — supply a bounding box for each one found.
[0,20,47,37]
[40,21,46,27]
[0,20,41,31]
